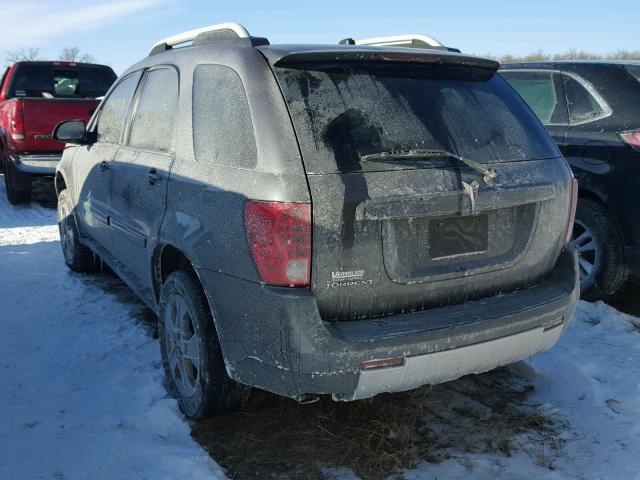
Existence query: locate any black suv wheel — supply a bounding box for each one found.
[570,198,629,300]
[159,269,251,420]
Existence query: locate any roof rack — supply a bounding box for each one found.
[148,23,269,56]
[339,34,460,52]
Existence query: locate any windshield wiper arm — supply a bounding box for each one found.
[361,149,497,184]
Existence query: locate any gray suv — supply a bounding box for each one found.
[53,24,580,419]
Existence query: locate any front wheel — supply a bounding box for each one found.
[570,198,628,300]
[159,269,251,419]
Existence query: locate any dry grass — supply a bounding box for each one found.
[192,366,565,479]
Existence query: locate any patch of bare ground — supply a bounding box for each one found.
[192,365,567,480]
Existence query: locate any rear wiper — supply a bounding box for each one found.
[361,149,497,184]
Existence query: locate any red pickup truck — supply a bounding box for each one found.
[0,61,116,203]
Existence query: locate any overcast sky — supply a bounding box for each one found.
[2,0,638,73]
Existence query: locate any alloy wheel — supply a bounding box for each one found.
[570,219,601,287]
[165,295,201,398]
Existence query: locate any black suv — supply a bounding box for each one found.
[53,24,579,419]
[501,62,640,299]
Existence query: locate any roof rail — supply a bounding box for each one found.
[339,34,460,52]
[148,23,269,56]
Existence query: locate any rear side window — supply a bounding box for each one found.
[96,73,139,144]
[129,68,179,153]
[562,75,606,124]
[8,63,116,98]
[625,65,640,83]
[192,64,257,168]
[274,64,560,174]
[501,71,568,124]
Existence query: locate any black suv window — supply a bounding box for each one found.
[129,68,179,153]
[501,71,568,125]
[274,64,560,174]
[96,73,139,144]
[192,65,257,168]
[625,65,640,83]
[562,75,606,124]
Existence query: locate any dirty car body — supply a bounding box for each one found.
[55,29,579,407]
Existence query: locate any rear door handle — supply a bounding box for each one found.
[99,161,109,172]
[147,168,162,185]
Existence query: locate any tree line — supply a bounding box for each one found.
[482,48,640,63]
[4,47,95,65]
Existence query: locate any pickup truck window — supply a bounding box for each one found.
[7,63,116,99]
[96,74,139,145]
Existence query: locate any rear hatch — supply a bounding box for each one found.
[7,62,115,152]
[270,54,573,320]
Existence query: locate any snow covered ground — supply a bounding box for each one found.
[0,177,638,480]
[0,179,224,479]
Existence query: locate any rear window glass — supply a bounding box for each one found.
[9,63,116,99]
[274,64,560,174]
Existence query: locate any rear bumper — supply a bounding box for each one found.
[10,154,61,175]
[199,249,579,401]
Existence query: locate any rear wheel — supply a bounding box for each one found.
[159,269,251,420]
[570,198,628,300]
[4,164,31,204]
[57,189,95,272]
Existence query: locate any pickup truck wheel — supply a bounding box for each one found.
[570,198,628,301]
[4,165,31,204]
[159,269,251,420]
[57,189,95,272]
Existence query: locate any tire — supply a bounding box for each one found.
[570,198,629,301]
[159,269,251,420]
[5,164,31,204]
[57,189,95,273]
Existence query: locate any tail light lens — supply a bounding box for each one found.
[244,201,311,287]
[9,100,26,152]
[565,178,579,245]
[620,130,640,152]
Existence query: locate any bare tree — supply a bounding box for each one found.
[484,49,640,64]
[5,47,40,63]
[58,47,96,63]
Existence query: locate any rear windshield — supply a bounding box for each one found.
[8,63,116,99]
[274,63,560,173]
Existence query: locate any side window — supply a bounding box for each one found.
[562,75,606,124]
[501,71,568,125]
[192,64,257,168]
[96,74,139,144]
[626,65,640,83]
[129,68,179,153]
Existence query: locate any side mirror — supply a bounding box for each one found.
[53,120,96,145]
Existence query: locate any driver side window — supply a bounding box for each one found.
[95,73,139,144]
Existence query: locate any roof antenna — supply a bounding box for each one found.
[339,38,356,45]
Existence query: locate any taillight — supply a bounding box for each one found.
[565,178,579,245]
[244,201,311,287]
[620,130,640,152]
[9,101,26,152]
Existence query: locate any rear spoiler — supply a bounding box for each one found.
[260,47,499,71]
